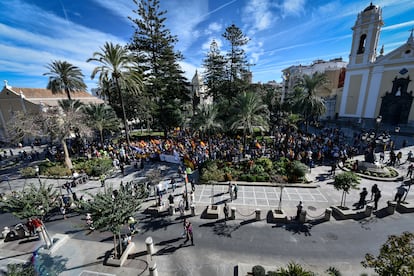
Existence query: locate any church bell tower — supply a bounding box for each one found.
[349,2,383,66]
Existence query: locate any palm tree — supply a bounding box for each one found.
[44,60,87,100]
[276,262,315,276]
[192,104,222,157]
[87,42,143,146]
[294,72,327,132]
[84,103,120,144]
[229,91,269,153]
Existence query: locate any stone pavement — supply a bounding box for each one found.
[1,146,414,275]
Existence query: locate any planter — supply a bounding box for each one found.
[205,205,219,219]
[106,242,135,267]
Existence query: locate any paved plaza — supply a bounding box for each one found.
[0,145,414,275]
[196,185,328,207]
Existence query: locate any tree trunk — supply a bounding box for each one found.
[61,138,73,169]
[115,79,130,147]
[113,233,118,259]
[99,129,104,146]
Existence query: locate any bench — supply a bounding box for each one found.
[106,242,135,267]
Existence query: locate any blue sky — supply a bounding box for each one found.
[1,0,414,91]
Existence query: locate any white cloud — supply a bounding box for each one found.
[0,1,126,90]
[201,38,224,51]
[242,0,274,31]
[205,22,222,35]
[282,0,306,17]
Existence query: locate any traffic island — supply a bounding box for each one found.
[267,209,287,223]
[205,205,219,219]
[396,201,414,213]
[330,205,372,220]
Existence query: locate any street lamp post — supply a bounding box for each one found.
[375,115,382,136]
[35,166,41,184]
[183,171,189,210]
[395,126,400,149]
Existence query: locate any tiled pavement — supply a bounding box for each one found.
[196,185,328,207]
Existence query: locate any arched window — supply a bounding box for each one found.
[357,34,367,54]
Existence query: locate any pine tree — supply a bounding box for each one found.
[129,0,190,135]
[202,40,227,102]
[222,24,251,100]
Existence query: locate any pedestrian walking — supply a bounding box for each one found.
[229,185,234,202]
[407,150,413,161]
[394,184,407,203]
[128,216,137,234]
[223,203,229,221]
[370,184,379,201]
[184,220,194,246]
[357,187,368,209]
[296,201,303,220]
[373,190,381,210]
[407,163,414,179]
[181,218,187,238]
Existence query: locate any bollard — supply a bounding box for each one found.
[145,237,154,255]
[255,209,261,221]
[190,204,196,216]
[149,260,158,276]
[387,201,397,215]
[324,208,332,221]
[169,205,175,216]
[1,227,10,239]
[365,204,373,217]
[231,207,236,220]
[299,210,307,223]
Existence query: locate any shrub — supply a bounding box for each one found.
[252,265,266,276]
[246,174,257,182]
[287,160,308,182]
[255,157,273,172]
[252,164,265,174]
[19,167,36,178]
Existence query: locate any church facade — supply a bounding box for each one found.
[339,3,414,126]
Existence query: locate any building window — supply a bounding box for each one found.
[357,34,367,54]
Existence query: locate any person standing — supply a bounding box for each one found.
[373,190,381,210]
[296,201,303,220]
[370,184,379,201]
[394,184,407,203]
[358,187,368,209]
[223,203,229,221]
[234,184,238,200]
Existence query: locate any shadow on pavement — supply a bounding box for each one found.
[155,237,183,246]
[139,216,178,233]
[373,207,392,218]
[282,222,312,236]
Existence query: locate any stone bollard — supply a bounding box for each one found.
[299,210,307,223]
[169,204,175,216]
[365,204,373,217]
[387,201,397,215]
[1,227,10,239]
[149,260,158,276]
[190,204,196,216]
[255,209,261,221]
[231,207,236,220]
[324,208,332,221]
[145,237,154,256]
